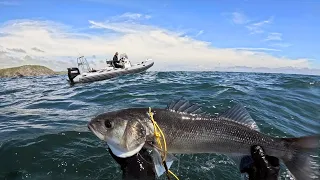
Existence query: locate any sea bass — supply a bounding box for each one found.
[87,99,320,180]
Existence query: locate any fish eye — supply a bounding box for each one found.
[104,120,113,128]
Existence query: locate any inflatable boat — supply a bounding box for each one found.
[67,54,154,84]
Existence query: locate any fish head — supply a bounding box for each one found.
[87,109,147,158]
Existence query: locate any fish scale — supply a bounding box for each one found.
[151,111,280,156]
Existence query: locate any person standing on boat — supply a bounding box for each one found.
[113,52,124,68]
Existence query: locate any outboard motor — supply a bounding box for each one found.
[67,67,80,84]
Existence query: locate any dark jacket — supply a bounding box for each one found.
[113,54,119,63]
[108,148,155,180]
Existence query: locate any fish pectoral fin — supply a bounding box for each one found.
[151,149,175,177]
[166,152,179,162]
[218,103,260,131]
[282,135,320,180]
[148,143,179,162]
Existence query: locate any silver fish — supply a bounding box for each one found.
[88,99,320,180]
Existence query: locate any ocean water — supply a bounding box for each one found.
[0,71,319,180]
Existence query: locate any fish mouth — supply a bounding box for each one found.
[87,122,95,133]
[87,122,92,131]
[87,122,105,141]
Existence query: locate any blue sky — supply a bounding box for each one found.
[0,0,320,73]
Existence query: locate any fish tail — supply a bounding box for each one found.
[281,135,320,180]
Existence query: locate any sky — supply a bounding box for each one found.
[0,0,319,74]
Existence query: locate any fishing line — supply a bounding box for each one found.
[148,107,180,180]
[137,151,154,165]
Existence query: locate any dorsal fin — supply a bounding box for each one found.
[219,104,260,131]
[166,98,204,114]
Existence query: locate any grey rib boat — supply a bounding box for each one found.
[67,55,154,84]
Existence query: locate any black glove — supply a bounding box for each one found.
[240,145,280,180]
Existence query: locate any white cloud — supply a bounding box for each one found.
[0,15,315,72]
[246,17,273,34]
[120,12,142,19]
[7,48,26,53]
[252,19,273,27]
[0,1,19,6]
[89,20,156,34]
[195,30,204,37]
[31,47,45,53]
[118,12,151,20]
[270,43,292,48]
[228,47,281,52]
[264,32,282,41]
[231,12,249,24]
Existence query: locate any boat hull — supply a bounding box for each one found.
[68,60,154,84]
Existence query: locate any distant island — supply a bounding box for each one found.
[0,65,67,78]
